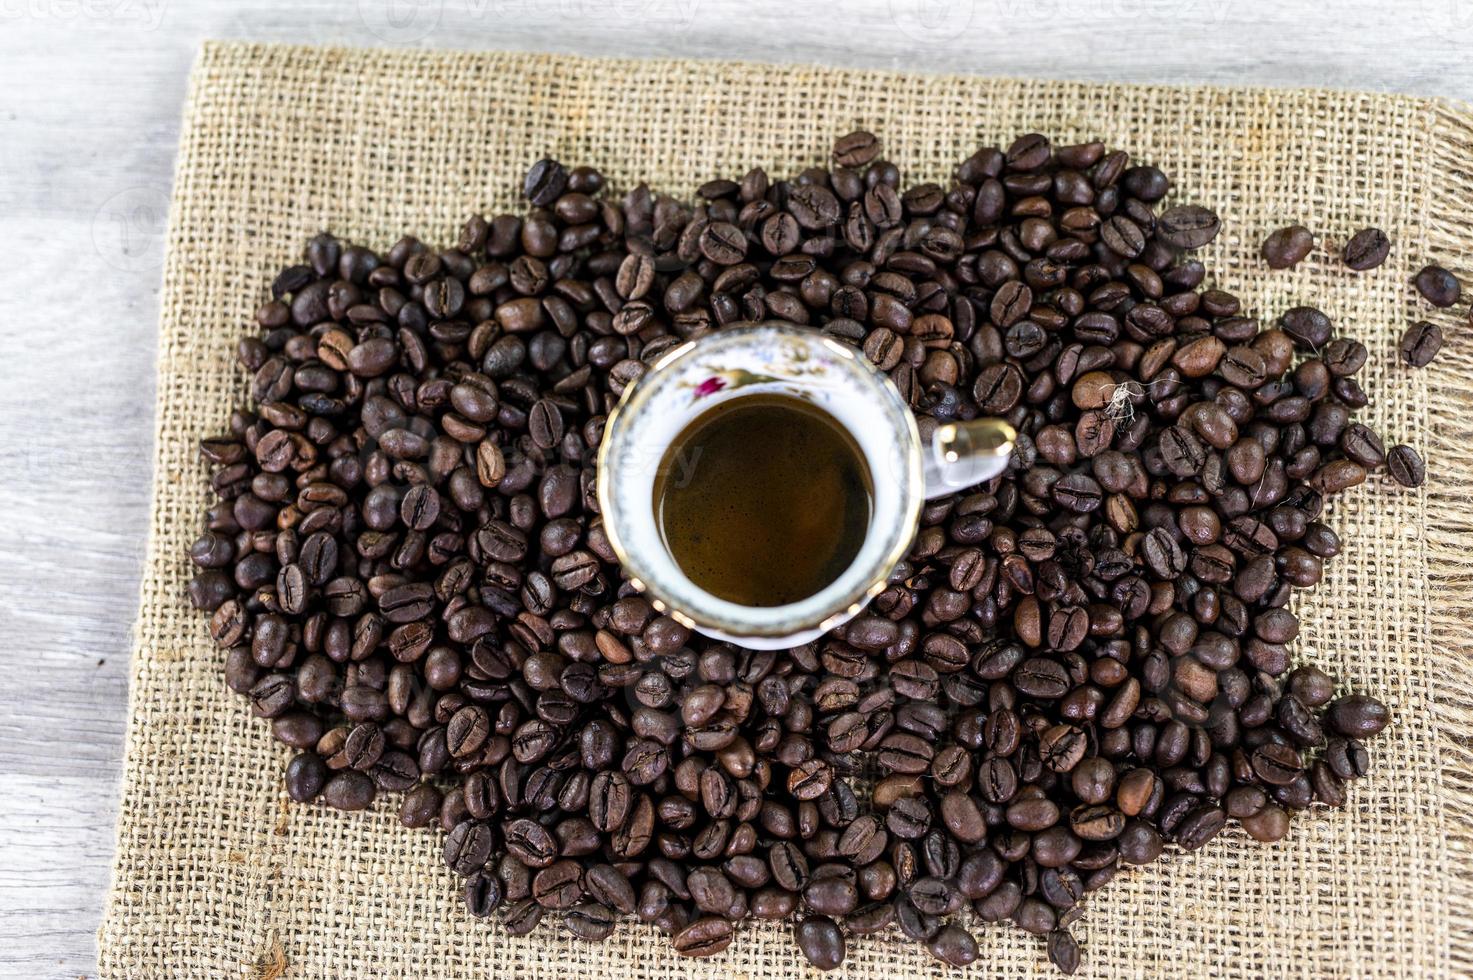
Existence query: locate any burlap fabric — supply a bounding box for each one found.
[100,41,1473,979]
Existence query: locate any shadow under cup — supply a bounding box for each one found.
[596,325,924,650]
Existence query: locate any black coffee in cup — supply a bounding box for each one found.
[652,394,873,606]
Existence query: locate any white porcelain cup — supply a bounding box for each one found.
[596,323,1015,650]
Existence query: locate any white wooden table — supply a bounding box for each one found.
[3,2,1473,975]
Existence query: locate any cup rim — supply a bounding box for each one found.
[595,323,925,640]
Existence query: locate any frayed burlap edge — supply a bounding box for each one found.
[1425,99,1473,980]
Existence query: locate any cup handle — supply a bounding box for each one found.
[922,418,1017,498]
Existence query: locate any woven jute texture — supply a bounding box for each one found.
[100,41,1473,979]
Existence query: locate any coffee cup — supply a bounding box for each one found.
[597,323,1015,649]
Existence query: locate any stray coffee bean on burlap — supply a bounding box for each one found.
[188,130,1415,974]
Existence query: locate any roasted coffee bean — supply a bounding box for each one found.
[1101,216,1145,258]
[1039,724,1087,772]
[400,783,443,829]
[1053,475,1102,514]
[585,864,636,914]
[1071,757,1116,805]
[370,750,419,792]
[1219,347,1267,389]
[976,880,1023,923]
[464,870,503,917]
[937,792,985,844]
[1174,805,1227,851]
[1252,743,1304,785]
[1157,204,1221,249]
[532,859,584,909]
[1007,797,1060,832]
[1310,459,1366,495]
[1327,695,1391,737]
[1241,804,1291,843]
[927,924,980,967]
[1261,225,1314,269]
[1387,445,1426,487]
[445,820,496,876]
[1340,424,1386,469]
[524,158,568,206]
[1013,896,1058,935]
[1343,228,1390,271]
[1279,306,1332,350]
[769,840,810,891]
[672,917,734,957]
[321,770,375,811]
[564,902,616,942]
[686,866,738,916]
[447,705,490,758]
[805,866,860,917]
[795,915,846,971]
[1326,738,1371,780]
[1117,820,1163,865]
[787,183,841,230]
[834,130,882,168]
[1323,337,1367,377]
[1048,929,1082,974]
[838,813,889,863]
[1414,264,1461,307]
[1014,658,1070,699]
[1070,803,1125,842]
[501,899,543,936]
[504,818,558,868]
[1311,760,1347,807]
[285,751,328,802]
[1400,321,1444,368]
[699,222,747,265]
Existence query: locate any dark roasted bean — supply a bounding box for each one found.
[1387,445,1426,487]
[795,915,846,970]
[1261,225,1314,269]
[1343,228,1390,270]
[1400,321,1444,368]
[1414,264,1461,307]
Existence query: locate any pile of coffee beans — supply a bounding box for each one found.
[188,130,1421,973]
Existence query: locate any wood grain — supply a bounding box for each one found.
[3,2,1472,976]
